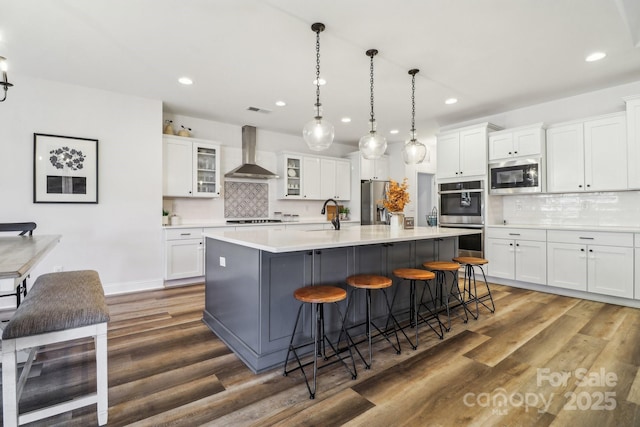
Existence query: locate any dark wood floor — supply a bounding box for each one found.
[8,282,640,426]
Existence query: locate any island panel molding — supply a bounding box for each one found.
[33,133,98,203]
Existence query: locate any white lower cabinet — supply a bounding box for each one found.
[486,228,546,285]
[635,234,640,300]
[547,230,634,298]
[165,228,204,280]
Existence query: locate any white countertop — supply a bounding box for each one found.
[164,219,360,229]
[203,225,480,253]
[486,224,640,233]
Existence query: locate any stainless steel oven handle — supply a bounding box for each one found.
[438,189,484,194]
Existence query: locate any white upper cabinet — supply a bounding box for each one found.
[321,158,351,200]
[488,124,545,161]
[437,123,498,180]
[163,135,221,198]
[625,96,640,189]
[360,156,389,181]
[279,153,350,200]
[279,154,303,199]
[547,113,626,192]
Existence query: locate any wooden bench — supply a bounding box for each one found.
[1,270,110,426]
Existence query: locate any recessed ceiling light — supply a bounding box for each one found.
[389,129,399,134]
[178,77,193,85]
[585,52,606,62]
[313,78,326,86]
[445,98,458,105]
[275,100,287,107]
[341,117,351,123]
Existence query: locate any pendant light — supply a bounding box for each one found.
[302,23,334,151]
[402,69,429,164]
[359,49,387,159]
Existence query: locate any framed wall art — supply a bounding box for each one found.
[33,133,98,203]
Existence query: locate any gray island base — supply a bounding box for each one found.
[202,225,480,373]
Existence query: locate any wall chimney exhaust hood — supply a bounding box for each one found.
[225,125,279,179]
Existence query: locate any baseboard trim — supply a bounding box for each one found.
[103,278,164,296]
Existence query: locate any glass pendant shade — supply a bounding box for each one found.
[303,117,335,151]
[402,138,428,164]
[359,119,387,159]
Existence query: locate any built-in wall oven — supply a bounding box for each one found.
[438,180,484,258]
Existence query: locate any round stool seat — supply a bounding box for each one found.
[393,268,436,281]
[346,274,392,289]
[294,285,347,304]
[423,261,460,271]
[453,256,488,266]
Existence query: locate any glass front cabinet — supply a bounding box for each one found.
[279,154,303,199]
[163,135,221,198]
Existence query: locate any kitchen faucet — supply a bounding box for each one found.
[320,199,341,230]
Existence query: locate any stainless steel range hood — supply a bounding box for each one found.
[225,125,279,179]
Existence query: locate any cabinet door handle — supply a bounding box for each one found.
[508,151,512,155]
[580,248,585,252]
[509,243,513,246]
[455,172,459,175]
[307,251,313,256]
[315,250,321,255]
[589,249,593,252]
[579,237,594,240]
[516,243,520,247]
[578,185,583,188]
[514,151,518,154]
[586,184,591,188]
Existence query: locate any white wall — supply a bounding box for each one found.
[0,75,163,300]
[162,113,356,223]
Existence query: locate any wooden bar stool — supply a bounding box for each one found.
[422,261,468,331]
[283,285,357,399]
[343,274,401,369]
[453,256,495,320]
[392,268,443,349]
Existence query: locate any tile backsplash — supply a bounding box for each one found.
[224,181,268,218]
[500,191,640,227]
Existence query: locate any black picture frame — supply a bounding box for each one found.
[33,133,99,203]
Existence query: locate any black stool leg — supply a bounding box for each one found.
[476,265,495,314]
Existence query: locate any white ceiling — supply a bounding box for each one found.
[1,0,639,146]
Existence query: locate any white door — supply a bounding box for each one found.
[587,245,634,298]
[335,160,351,200]
[459,127,487,177]
[436,133,461,179]
[547,242,587,291]
[373,157,390,181]
[165,239,204,280]
[513,128,543,158]
[486,238,515,280]
[320,158,337,199]
[584,114,627,191]
[546,124,585,192]
[488,133,513,161]
[515,240,546,285]
[303,157,322,199]
[163,138,192,197]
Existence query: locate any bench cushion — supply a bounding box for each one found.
[2,270,110,340]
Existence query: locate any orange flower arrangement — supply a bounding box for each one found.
[382,178,410,212]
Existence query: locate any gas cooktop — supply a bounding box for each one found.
[226,219,283,224]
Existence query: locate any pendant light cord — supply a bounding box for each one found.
[411,72,416,140]
[314,27,321,118]
[366,50,378,132]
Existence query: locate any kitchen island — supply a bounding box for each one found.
[202,225,479,373]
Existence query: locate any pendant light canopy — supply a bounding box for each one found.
[303,22,335,151]
[359,49,387,160]
[402,69,429,164]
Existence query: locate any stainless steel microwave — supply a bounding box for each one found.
[489,159,544,194]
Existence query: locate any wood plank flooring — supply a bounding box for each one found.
[6,282,640,426]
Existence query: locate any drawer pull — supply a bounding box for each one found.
[579,237,594,240]
[508,233,520,236]
[180,233,192,236]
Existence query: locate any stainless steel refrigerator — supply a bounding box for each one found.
[361,180,390,225]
